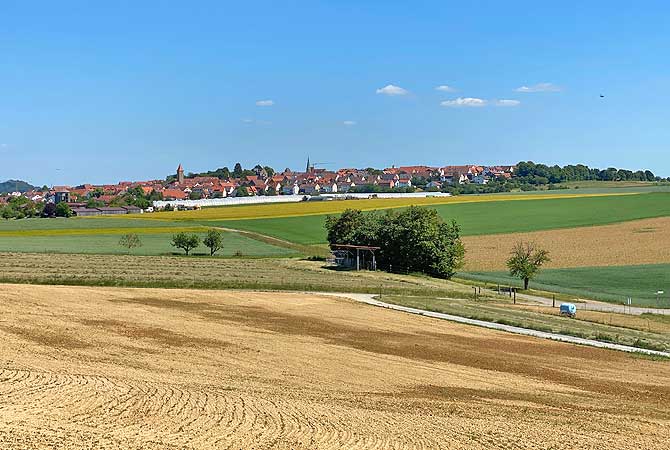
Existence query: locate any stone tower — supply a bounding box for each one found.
[177,164,184,184]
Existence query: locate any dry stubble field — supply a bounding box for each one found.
[462,216,670,271]
[0,284,669,449]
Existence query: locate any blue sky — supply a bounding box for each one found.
[1,1,669,185]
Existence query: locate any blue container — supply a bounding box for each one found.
[560,303,577,317]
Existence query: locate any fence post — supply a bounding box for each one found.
[513,289,516,304]
[552,295,555,308]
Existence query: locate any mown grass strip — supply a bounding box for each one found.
[0,226,208,237]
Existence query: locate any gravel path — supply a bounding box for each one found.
[325,292,670,358]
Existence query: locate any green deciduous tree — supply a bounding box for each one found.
[171,232,200,256]
[377,207,464,278]
[506,241,551,290]
[54,202,72,218]
[203,229,224,256]
[325,206,464,279]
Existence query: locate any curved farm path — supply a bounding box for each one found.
[1,284,669,449]
[324,292,670,356]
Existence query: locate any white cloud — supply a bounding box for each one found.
[495,99,521,107]
[435,85,457,92]
[242,119,272,125]
[255,99,274,106]
[376,84,409,96]
[440,97,487,107]
[342,120,357,126]
[515,82,561,93]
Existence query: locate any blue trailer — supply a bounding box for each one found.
[559,303,577,318]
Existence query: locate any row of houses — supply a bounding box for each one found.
[160,163,515,200]
[1,162,515,211]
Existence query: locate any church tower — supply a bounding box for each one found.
[177,164,184,184]
[306,157,313,173]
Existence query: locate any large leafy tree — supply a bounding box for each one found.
[325,206,464,279]
[171,233,200,256]
[377,207,464,278]
[54,202,72,218]
[325,209,380,248]
[203,229,224,256]
[506,241,551,290]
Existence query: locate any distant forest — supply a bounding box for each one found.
[514,161,658,185]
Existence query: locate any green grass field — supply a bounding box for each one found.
[0,232,295,257]
[0,216,182,231]
[209,192,670,244]
[461,263,670,307]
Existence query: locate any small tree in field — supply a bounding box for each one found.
[119,233,142,253]
[171,232,200,256]
[506,241,551,290]
[203,229,224,256]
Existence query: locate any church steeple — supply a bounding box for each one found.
[177,163,184,184]
[306,156,311,173]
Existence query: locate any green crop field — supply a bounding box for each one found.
[208,192,670,244]
[0,231,295,257]
[0,216,182,232]
[461,263,670,307]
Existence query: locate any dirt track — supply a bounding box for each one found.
[0,284,669,449]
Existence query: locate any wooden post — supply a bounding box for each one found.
[552,295,555,308]
[513,289,516,304]
[473,287,477,301]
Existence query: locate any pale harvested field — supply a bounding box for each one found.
[463,216,670,271]
[0,284,669,449]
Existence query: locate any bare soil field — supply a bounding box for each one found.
[0,284,669,449]
[463,216,670,271]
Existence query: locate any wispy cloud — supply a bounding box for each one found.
[515,82,561,93]
[255,99,274,106]
[440,97,487,107]
[376,84,409,96]
[242,119,272,125]
[342,120,357,126]
[435,85,457,92]
[495,99,521,107]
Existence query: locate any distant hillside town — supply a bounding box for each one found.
[0,160,662,218]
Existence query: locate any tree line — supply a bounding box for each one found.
[514,161,659,185]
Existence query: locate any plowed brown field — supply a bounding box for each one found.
[0,284,669,449]
[463,216,670,271]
